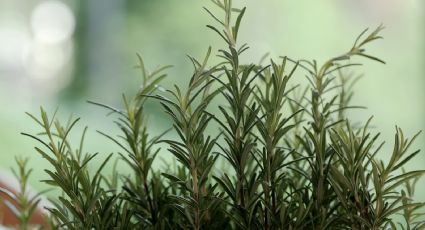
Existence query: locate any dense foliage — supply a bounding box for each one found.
[1,0,424,229]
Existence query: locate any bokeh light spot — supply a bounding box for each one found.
[30,0,75,44]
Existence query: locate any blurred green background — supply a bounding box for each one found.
[0,0,424,200]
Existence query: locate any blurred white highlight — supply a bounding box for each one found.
[31,0,75,44]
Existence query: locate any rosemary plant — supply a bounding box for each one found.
[3,0,424,229]
[0,157,48,230]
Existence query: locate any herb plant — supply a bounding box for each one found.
[2,0,424,229]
